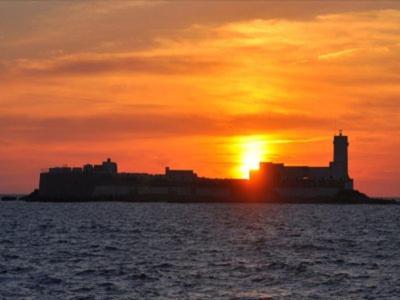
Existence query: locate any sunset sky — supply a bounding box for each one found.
[1,1,399,196]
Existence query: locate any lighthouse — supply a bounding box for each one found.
[333,130,349,177]
[331,130,353,189]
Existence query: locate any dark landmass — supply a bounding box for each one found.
[23,134,398,205]
[22,189,399,205]
[1,195,19,201]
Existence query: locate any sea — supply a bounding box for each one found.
[1,201,400,300]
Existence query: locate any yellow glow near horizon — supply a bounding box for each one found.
[234,136,270,178]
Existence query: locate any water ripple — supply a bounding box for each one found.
[0,202,399,299]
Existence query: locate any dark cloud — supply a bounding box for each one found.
[0,113,218,143]
[10,55,224,77]
[2,111,394,145]
[352,97,400,126]
[326,73,400,87]
[1,1,400,60]
[357,97,400,111]
[230,113,332,132]
[0,61,7,77]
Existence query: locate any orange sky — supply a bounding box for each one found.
[1,1,399,196]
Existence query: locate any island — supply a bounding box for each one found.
[24,133,398,204]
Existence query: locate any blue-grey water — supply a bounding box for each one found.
[1,202,400,300]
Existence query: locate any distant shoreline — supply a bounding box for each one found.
[3,191,398,205]
[17,195,400,205]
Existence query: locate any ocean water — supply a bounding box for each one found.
[1,202,400,300]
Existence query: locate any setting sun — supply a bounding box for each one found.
[235,136,270,178]
[0,1,399,197]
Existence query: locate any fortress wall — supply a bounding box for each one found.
[307,167,332,179]
[39,173,114,198]
[138,186,170,195]
[92,186,133,197]
[280,166,332,180]
[195,187,231,197]
[276,187,339,198]
[92,185,232,199]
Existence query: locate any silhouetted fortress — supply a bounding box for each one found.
[249,131,353,198]
[38,133,362,202]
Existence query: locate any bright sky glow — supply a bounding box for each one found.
[0,1,399,196]
[231,136,270,179]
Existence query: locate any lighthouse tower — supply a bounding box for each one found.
[331,130,353,189]
[333,130,348,177]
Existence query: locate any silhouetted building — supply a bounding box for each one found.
[249,132,353,198]
[38,133,356,201]
[102,158,118,174]
[165,167,197,182]
[83,164,94,173]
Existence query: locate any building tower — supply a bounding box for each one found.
[333,130,348,178]
[102,158,118,174]
[332,131,354,189]
[329,131,353,189]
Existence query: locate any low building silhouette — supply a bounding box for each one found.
[36,133,368,202]
[249,131,353,198]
